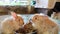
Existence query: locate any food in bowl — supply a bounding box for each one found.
[16,21,37,34]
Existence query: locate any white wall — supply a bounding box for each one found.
[57,0,60,2]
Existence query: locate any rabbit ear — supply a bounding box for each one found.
[11,12,17,18]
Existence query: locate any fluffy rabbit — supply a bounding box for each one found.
[31,14,57,34]
[1,12,24,34]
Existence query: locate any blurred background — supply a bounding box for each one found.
[0,0,60,34]
[0,0,59,16]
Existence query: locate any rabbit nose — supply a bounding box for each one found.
[29,19,34,23]
[29,19,32,22]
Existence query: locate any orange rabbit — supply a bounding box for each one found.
[1,12,24,34]
[11,12,24,26]
[31,14,58,34]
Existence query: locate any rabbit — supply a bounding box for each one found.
[31,14,57,34]
[1,12,24,34]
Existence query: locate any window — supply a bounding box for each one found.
[0,0,31,6]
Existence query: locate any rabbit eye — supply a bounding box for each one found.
[18,19,20,21]
[35,18,37,19]
[34,17,38,20]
